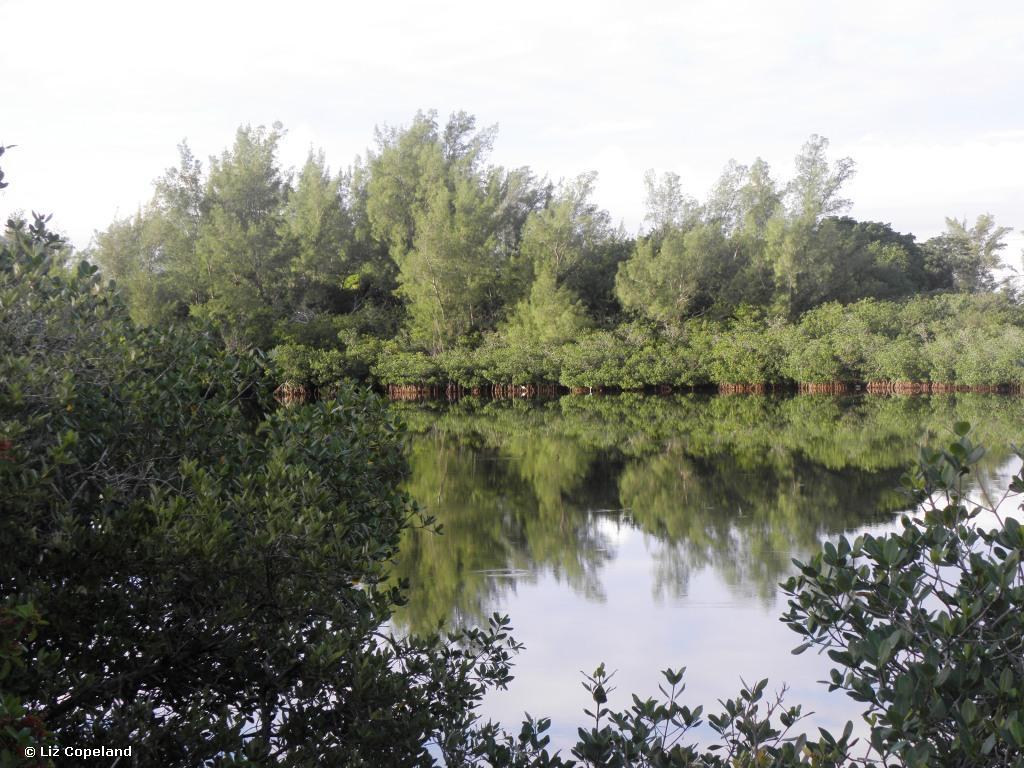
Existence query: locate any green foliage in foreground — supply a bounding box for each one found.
[4,212,1024,766]
[781,422,1024,766]
[0,216,521,765]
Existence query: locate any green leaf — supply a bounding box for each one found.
[961,699,978,724]
[982,732,996,754]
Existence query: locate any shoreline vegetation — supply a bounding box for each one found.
[272,290,1024,401]
[376,382,1021,402]
[375,381,1022,402]
[84,111,1022,406]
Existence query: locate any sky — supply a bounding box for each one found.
[2,0,1022,259]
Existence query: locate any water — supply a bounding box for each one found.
[390,393,1024,751]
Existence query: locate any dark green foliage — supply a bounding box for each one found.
[782,424,1024,767]
[0,602,52,766]
[0,217,528,766]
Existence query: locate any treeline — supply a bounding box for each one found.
[89,111,1019,393]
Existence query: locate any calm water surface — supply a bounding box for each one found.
[390,393,1024,749]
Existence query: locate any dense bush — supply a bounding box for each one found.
[865,336,929,383]
[269,342,350,388]
[782,423,1024,767]
[707,311,791,386]
[557,331,634,390]
[372,344,444,386]
[438,346,491,389]
[0,217,524,766]
[357,290,1024,391]
[475,338,559,387]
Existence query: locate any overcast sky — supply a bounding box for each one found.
[2,0,1022,258]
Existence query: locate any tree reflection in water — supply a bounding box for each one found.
[390,394,1024,634]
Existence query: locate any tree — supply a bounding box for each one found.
[704,160,748,235]
[504,267,591,347]
[709,158,781,311]
[765,217,930,317]
[281,149,351,315]
[642,169,700,236]
[618,158,785,324]
[365,110,448,260]
[89,211,156,321]
[616,222,737,325]
[515,173,624,322]
[401,170,503,351]
[785,134,856,222]
[333,157,404,337]
[735,158,783,240]
[366,111,539,352]
[191,124,292,348]
[149,141,206,309]
[923,214,1012,292]
[90,143,204,325]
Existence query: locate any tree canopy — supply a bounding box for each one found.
[84,113,1017,392]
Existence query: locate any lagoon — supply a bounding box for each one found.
[391,393,1024,748]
